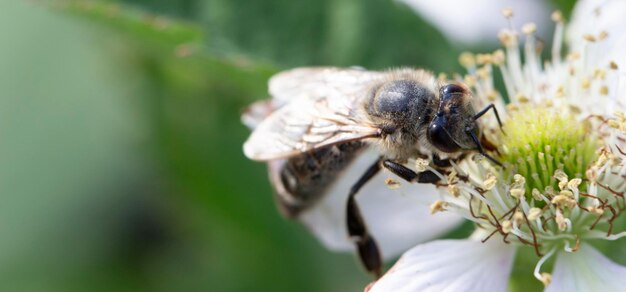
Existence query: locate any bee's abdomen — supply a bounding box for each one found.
[276,142,366,217]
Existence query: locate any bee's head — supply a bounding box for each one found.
[427,83,479,153]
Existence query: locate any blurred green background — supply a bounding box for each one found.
[0,0,591,291]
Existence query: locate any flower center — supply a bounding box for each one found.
[498,105,599,201]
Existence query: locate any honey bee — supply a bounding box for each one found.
[242,67,502,277]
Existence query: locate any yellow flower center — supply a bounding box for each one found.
[498,106,599,198]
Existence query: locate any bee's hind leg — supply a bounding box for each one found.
[346,158,383,278]
[382,160,441,184]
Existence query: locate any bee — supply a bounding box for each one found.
[242,67,502,277]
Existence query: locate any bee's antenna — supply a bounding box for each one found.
[467,130,503,167]
[474,104,505,135]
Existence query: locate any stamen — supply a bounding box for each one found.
[534,247,556,286]
[531,188,543,200]
[588,206,604,216]
[483,173,497,190]
[501,8,514,19]
[555,209,567,231]
[513,211,525,225]
[528,207,542,221]
[430,200,447,214]
[448,184,460,197]
[551,11,564,66]
[501,8,515,31]
[563,237,580,252]
[585,230,626,240]
[414,158,429,172]
[501,220,513,233]
[459,52,476,72]
[385,178,401,190]
[523,22,540,94]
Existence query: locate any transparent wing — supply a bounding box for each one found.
[241,99,279,130]
[268,67,376,103]
[243,67,385,161]
[243,67,377,130]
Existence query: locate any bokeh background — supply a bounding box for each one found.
[0,0,583,291]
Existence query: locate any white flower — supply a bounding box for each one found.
[369,1,626,290]
[398,0,551,44]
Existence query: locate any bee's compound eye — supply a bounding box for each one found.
[441,84,466,95]
[428,122,461,153]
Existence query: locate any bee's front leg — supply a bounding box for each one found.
[382,160,441,184]
[432,154,452,168]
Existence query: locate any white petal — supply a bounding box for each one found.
[368,238,516,292]
[299,148,464,259]
[399,0,550,44]
[547,244,626,291]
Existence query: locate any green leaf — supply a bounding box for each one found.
[209,0,458,70]
[47,0,203,46]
